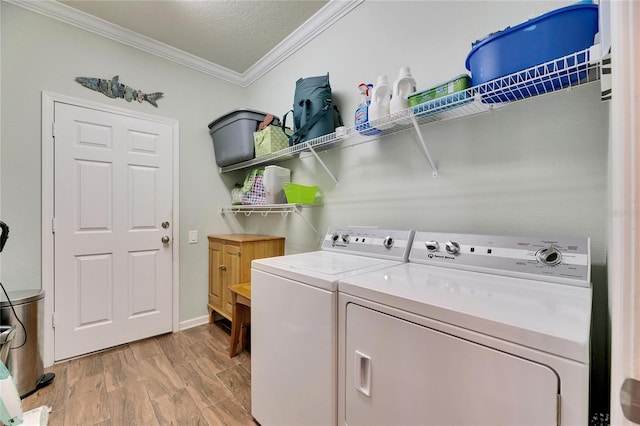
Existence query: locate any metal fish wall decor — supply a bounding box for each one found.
[75,75,163,107]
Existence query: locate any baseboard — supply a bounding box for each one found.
[179,315,210,331]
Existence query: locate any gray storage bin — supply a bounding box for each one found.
[208,109,271,167]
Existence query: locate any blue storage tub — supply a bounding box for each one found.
[465,2,598,101]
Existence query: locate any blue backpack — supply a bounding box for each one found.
[283,73,343,146]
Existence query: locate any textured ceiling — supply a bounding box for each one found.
[60,0,329,74]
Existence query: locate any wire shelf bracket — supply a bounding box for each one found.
[409,114,438,177]
[303,141,339,185]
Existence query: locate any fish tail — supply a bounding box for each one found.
[144,92,164,107]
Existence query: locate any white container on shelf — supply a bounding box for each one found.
[263,165,291,204]
[390,67,417,124]
[368,75,393,129]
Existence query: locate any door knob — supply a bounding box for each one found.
[161,235,170,244]
[161,221,170,229]
[621,377,640,422]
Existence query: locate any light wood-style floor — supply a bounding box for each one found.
[22,322,255,425]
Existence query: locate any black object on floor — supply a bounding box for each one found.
[215,318,232,335]
[21,372,55,399]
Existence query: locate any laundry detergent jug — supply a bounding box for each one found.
[390,67,417,124]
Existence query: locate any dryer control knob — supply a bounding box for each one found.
[383,236,394,249]
[331,233,340,243]
[445,241,460,255]
[536,247,562,265]
[341,234,350,244]
[425,241,440,252]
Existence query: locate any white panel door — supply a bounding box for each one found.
[344,303,559,426]
[53,102,173,360]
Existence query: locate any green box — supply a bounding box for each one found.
[408,74,471,107]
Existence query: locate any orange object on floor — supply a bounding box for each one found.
[228,282,251,357]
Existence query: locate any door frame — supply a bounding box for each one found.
[608,1,640,423]
[41,91,180,366]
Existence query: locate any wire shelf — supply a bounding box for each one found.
[219,203,322,236]
[219,203,319,216]
[220,48,601,174]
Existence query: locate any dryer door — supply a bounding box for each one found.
[344,303,559,426]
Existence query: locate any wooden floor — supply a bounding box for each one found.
[22,322,255,425]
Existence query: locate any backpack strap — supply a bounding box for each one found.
[333,104,344,127]
[289,99,333,145]
[281,110,293,139]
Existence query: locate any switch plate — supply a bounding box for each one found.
[188,230,198,244]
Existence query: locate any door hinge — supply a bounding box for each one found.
[52,122,56,137]
[52,312,56,329]
[52,217,56,233]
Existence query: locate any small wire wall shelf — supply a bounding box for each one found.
[220,48,601,179]
[219,204,322,236]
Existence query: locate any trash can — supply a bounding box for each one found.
[0,289,53,397]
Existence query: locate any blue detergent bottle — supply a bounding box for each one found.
[354,83,381,136]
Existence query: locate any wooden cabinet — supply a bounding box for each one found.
[208,234,284,322]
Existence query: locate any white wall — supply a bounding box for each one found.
[0,2,243,321]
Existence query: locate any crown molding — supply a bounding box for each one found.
[241,0,364,86]
[4,0,363,87]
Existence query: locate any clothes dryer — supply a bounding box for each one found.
[338,231,592,425]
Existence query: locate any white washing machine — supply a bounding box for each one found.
[338,231,592,426]
[251,226,415,426]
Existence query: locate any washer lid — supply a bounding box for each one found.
[252,251,404,291]
[339,263,592,363]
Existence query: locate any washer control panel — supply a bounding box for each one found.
[322,226,415,261]
[410,231,590,287]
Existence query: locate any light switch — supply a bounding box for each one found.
[188,230,198,243]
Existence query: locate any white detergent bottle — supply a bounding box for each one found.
[368,75,393,129]
[390,67,417,124]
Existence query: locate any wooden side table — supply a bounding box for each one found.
[208,234,283,323]
[228,282,251,357]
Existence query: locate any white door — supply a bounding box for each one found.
[344,303,559,426]
[53,102,173,360]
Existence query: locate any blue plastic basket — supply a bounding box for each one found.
[478,49,592,103]
[465,2,598,102]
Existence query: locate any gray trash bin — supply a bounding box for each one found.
[0,289,54,397]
